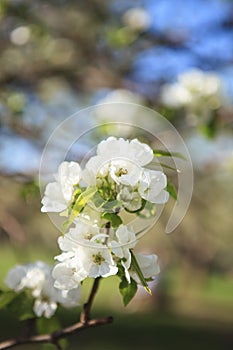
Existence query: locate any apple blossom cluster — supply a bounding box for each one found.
[41,137,169,215]
[5,261,81,318]
[40,137,169,305]
[5,137,171,317]
[161,69,223,112]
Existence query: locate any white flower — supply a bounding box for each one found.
[109,159,142,186]
[122,8,151,31]
[5,261,81,318]
[57,219,100,251]
[5,265,29,291]
[161,83,192,108]
[161,69,222,111]
[82,137,153,186]
[117,186,142,211]
[110,225,137,283]
[129,253,160,283]
[41,161,81,213]
[5,261,48,294]
[53,243,118,290]
[34,299,57,319]
[138,170,169,204]
[53,257,87,290]
[78,244,118,278]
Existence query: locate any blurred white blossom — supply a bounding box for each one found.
[122,8,151,32]
[161,69,223,112]
[5,261,81,318]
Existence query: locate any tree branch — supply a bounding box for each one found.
[0,278,113,350]
[0,316,113,350]
[80,277,101,324]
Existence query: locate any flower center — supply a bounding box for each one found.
[115,168,128,177]
[92,252,105,265]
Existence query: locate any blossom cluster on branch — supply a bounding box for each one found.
[3,137,174,325]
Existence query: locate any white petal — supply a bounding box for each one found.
[41,182,67,212]
[147,189,169,204]
[58,161,81,186]
[129,139,153,166]
[5,265,27,291]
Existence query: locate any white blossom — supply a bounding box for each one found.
[117,186,142,211]
[122,8,151,31]
[53,243,118,290]
[53,257,87,290]
[41,161,81,213]
[129,253,160,283]
[79,244,118,278]
[5,261,81,318]
[161,69,223,111]
[58,219,100,251]
[138,169,169,204]
[82,137,153,186]
[110,225,137,283]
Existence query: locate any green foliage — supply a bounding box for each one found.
[119,277,138,306]
[101,212,122,227]
[125,198,147,214]
[0,290,16,309]
[200,114,218,139]
[20,180,40,203]
[130,250,151,295]
[166,181,177,200]
[7,291,35,320]
[62,186,96,234]
[153,149,186,160]
[0,290,35,320]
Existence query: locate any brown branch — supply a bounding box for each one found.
[0,278,113,350]
[80,277,101,324]
[0,317,113,350]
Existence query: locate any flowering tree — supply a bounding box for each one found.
[0,137,180,350]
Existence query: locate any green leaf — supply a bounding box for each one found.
[0,290,16,309]
[62,186,96,234]
[130,250,151,295]
[102,199,122,212]
[153,149,186,160]
[124,199,147,214]
[7,291,35,320]
[101,212,122,227]
[166,181,177,200]
[119,277,138,306]
[200,113,218,139]
[150,161,180,172]
[138,202,156,219]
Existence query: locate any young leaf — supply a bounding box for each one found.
[0,290,16,309]
[125,199,147,214]
[101,212,122,227]
[153,149,186,160]
[62,186,96,234]
[7,292,35,320]
[130,250,151,295]
[150,161,180,172]
[119,277,138,306]
[166,181,177,200]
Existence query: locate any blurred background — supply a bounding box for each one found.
[0,0,233,349]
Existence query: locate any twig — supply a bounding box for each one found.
[0,277,113,350]
[0,316,113,350]
[80,277,101,324]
